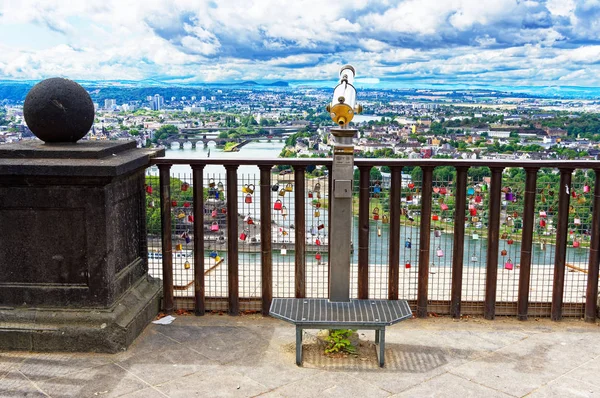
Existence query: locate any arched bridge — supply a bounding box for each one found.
[158,131,288,149]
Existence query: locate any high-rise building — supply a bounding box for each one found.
[104,99,116,110]
[151,94,164,111]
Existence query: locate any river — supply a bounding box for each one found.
[158,140,591,268]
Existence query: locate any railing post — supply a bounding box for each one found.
[358,165,371,299]
[192,165,205,315]
[327,164,333,284]
[485,167,503,320]
[158,164,174,313]
[259,165,273,315]
[388,166,402,300]
[451,167,468,318]
[225,165,239,315]
[294,166,306,298]
[585,170,600,322]
[417,166,434,318]
[552,168,573,321]
[518,167,538,321]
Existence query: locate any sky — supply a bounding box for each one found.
[1,0,600,88]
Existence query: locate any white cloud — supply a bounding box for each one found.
[0,0,599,88]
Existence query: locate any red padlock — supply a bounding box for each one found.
[373,214,379,221]
[308,192,313,198]
[540,219,546,227]
[439,187,447,195]
[475,195,482,203]
[181,182,189,192]
[432,214,439,221]
[247,217,254,225]
[406,195,413,201]
[573,241,580,248]
[222,207,227,214]
[146,185,153,194]
[211,209,217,218]
[183,201,190,208]
[470,208,477,216]
[507,239,514,245]
[315,252,322,260]
[245,194,252,204]
[405,261,411,269]
[318,224,325,230]
[274,199,282,210]
[408,183,415,189]
[240,230,248,241]
[572,190,577,198]
[171,200,177,207]
[188,215,194,222]
[316,237,321,246]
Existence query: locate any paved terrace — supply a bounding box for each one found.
[1,315,599,397]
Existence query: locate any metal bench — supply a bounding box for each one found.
[270,298,412,367]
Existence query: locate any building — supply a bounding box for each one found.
[104,99,116,110]
[151,94,164,111]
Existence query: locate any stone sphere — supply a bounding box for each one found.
[23,78,95,143]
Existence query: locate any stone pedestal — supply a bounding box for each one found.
[0,140,164,352]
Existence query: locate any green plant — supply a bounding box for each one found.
[324,329,356,355]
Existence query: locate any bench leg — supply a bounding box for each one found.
[375,328,385,368]
[296,326,303,366]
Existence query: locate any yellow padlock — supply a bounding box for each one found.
[314,210,320,217]
[382,215,389,224]
[176,243,183,251]
[285,183,293,192]
[279,189,286,197]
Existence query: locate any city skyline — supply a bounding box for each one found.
[2,0,600,89]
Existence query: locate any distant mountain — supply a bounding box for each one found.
[0,79,290,103]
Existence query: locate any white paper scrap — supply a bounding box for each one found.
[152,315,176,325]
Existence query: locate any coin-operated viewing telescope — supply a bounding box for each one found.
[326,64,363,127]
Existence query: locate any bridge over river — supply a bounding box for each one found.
[158,127,298,149]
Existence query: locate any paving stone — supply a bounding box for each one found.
[344,343,465,393]
[528,376,600,397]
[178,326,270,364]
[0,370,47,397]
[450,352,564,397]
[393,372,513,397]
[16,352,113,382]
[0,353,29,380]
[117,344,218,386]
[493,332,600,379]
[271,371,390,398]
[228,350,320,390]
[155,365,269,398]
[118,386,169,397]
[566,356,600,388]
[35,363,149,398]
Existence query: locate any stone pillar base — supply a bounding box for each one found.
[0,276,161,353]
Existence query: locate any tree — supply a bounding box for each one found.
[218,131,229,139]
[154,124,178,141]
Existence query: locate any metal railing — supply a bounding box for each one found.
[146,158,600,322]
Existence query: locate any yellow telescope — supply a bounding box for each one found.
[326,65,363,127]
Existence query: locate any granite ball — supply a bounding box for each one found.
[23,78,95,143]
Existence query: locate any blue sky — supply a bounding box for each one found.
[1,0,600,87]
